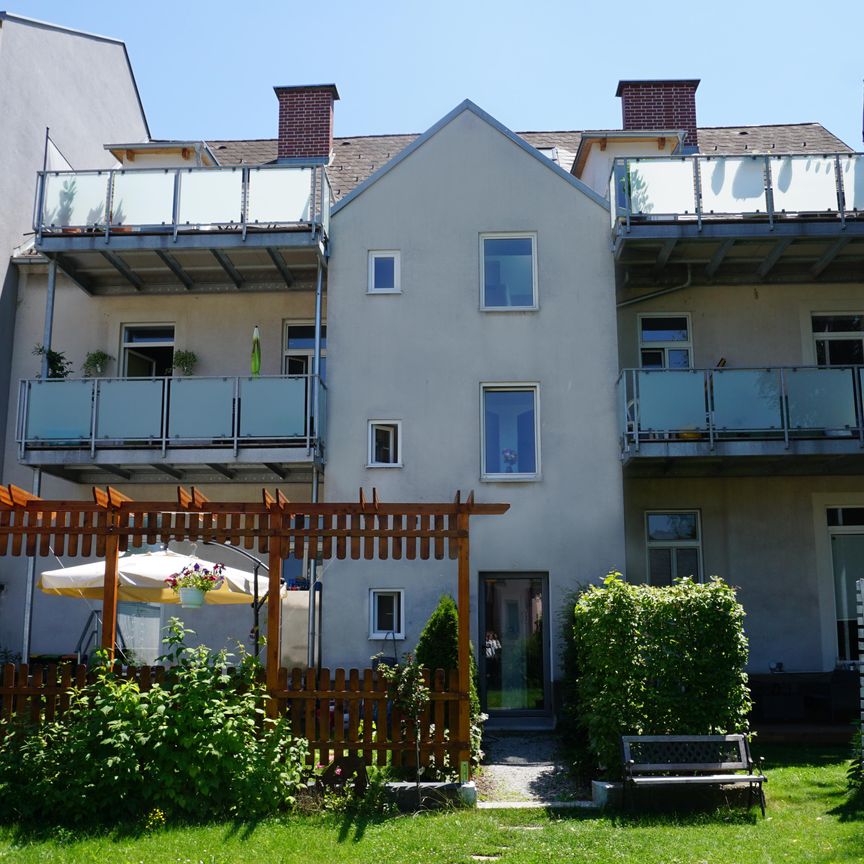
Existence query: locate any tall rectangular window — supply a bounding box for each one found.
[368,420,401,467]
[827,507,863,662]
[482,386,539,478]
[369,589,404,639]
[481,234,537,310]
[645,511,702,585]
[283,322,327,381]
[121,324,175,377]
[812,314,864,366]
[639,315,691,369]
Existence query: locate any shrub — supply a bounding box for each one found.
[567,573,751,777]
[849,725,863,798]
[0,620,307,826]
[415,594,485,765]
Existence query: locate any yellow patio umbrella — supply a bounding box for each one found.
[39,549,255,605]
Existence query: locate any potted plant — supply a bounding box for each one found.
[165,562,225,608]
[82,350,113,377]
[32,344,73,379]
[172,350,198,376]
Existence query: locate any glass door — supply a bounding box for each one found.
[829,533,863,662]
[480,574,548,713]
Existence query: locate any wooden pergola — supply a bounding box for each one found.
[0,484,508,773]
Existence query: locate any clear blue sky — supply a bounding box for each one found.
[7,1,863,148]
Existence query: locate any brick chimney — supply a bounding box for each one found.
[274,84,340,161]
[616,79,700,148]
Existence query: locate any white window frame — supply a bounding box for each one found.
[825,507,864,663]
[282,319,327,376]
[480,383,541,481]
[644,510,703,584]
[369,588,405,640]
[638,313,692,369]
[368,420,402,468]
[811,312,864,368]
[120,323,175,377]
[479,232,539,311]
[367,250,401,294]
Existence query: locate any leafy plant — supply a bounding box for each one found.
[375,653,430,798]
[81,350,112,378]
[172,350,198,376]
[848,725,863,797]
[567,573,751,778]
[32,344,73,379]
[415,594,485,765]
[0,620,307,826]
[164,561,225,594]
[0,647,21,665]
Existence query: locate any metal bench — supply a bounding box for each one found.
[621,734,767,815]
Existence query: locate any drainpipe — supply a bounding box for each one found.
[40,260,57,378]
[21,468,42,661]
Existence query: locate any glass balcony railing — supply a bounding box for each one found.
[34,165,332,239]
[16,375,326,460]
[610,153,864,229]
[617,366,864,455]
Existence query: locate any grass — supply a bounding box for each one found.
[0,745,861,863]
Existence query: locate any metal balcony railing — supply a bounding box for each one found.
[617,366,864,455]
[16,374,327,460]
[34,164,332,241]
[609,153,864,232]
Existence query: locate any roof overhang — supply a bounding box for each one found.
[573,130,686,177]
[105,141,219,167]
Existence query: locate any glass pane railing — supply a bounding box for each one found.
[611,153,861,228]
[636,370,707,432]
[96,379,164,439]
[238,377,307,437]
[36,166,330,238]
[168,378,235,439]
[785,367,857,431]
[41,172,110,228]
[712,369,782,431]
[620,365,864,455]
[111,170,175,226]
[18,375,326,456]
[24,379,93,440]
[247,167,312,224]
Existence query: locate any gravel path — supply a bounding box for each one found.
[476,732,588,803]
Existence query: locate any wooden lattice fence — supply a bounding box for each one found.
[0,663,465,769]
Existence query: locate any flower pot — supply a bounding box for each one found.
[178,587,205,608]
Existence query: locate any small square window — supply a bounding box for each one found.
[368,251,401,294]
[481,385,539,479]
[368,421,401,467]
[481,233,537,310]
[369,589,404,639]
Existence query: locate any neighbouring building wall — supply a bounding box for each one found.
[0,15,148,482]
[324,107,625,687]
[578,138,680,200]
[624,475,864,674]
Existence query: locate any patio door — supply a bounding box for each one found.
[479,574,549,714]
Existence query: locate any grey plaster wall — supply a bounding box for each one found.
[623,475,864,673]
[323,108,625,691]
[0,15,148,482]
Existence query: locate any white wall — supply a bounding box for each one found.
[323,108,625,692]
[578,138,679,199]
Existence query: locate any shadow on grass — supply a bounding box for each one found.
[829,790,864,823]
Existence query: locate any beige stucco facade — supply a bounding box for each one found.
[323,106,625,699]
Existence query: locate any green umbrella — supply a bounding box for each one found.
[251,325,261,377]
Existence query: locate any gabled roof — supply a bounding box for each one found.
[330,100,608,214]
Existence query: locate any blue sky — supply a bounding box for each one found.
[7,1,863,148]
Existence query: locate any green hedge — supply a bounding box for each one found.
[567,573,751,777]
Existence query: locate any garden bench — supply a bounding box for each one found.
[621,734,766,816]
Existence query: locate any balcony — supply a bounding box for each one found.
[610,154,864,287]
[33,165,331,294]
[617,366,864,476]
[16,375,326,484]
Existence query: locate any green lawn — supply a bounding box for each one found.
[0,745,861,864]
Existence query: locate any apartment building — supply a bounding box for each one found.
[1,43,860,722]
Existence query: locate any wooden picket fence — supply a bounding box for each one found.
[0,662,466,770]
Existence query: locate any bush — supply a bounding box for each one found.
[849,725,863,798]
[415,594,484,764]
[0,620,307,826]
[567,573,751,777]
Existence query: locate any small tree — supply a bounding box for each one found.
[415,594,484,764]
